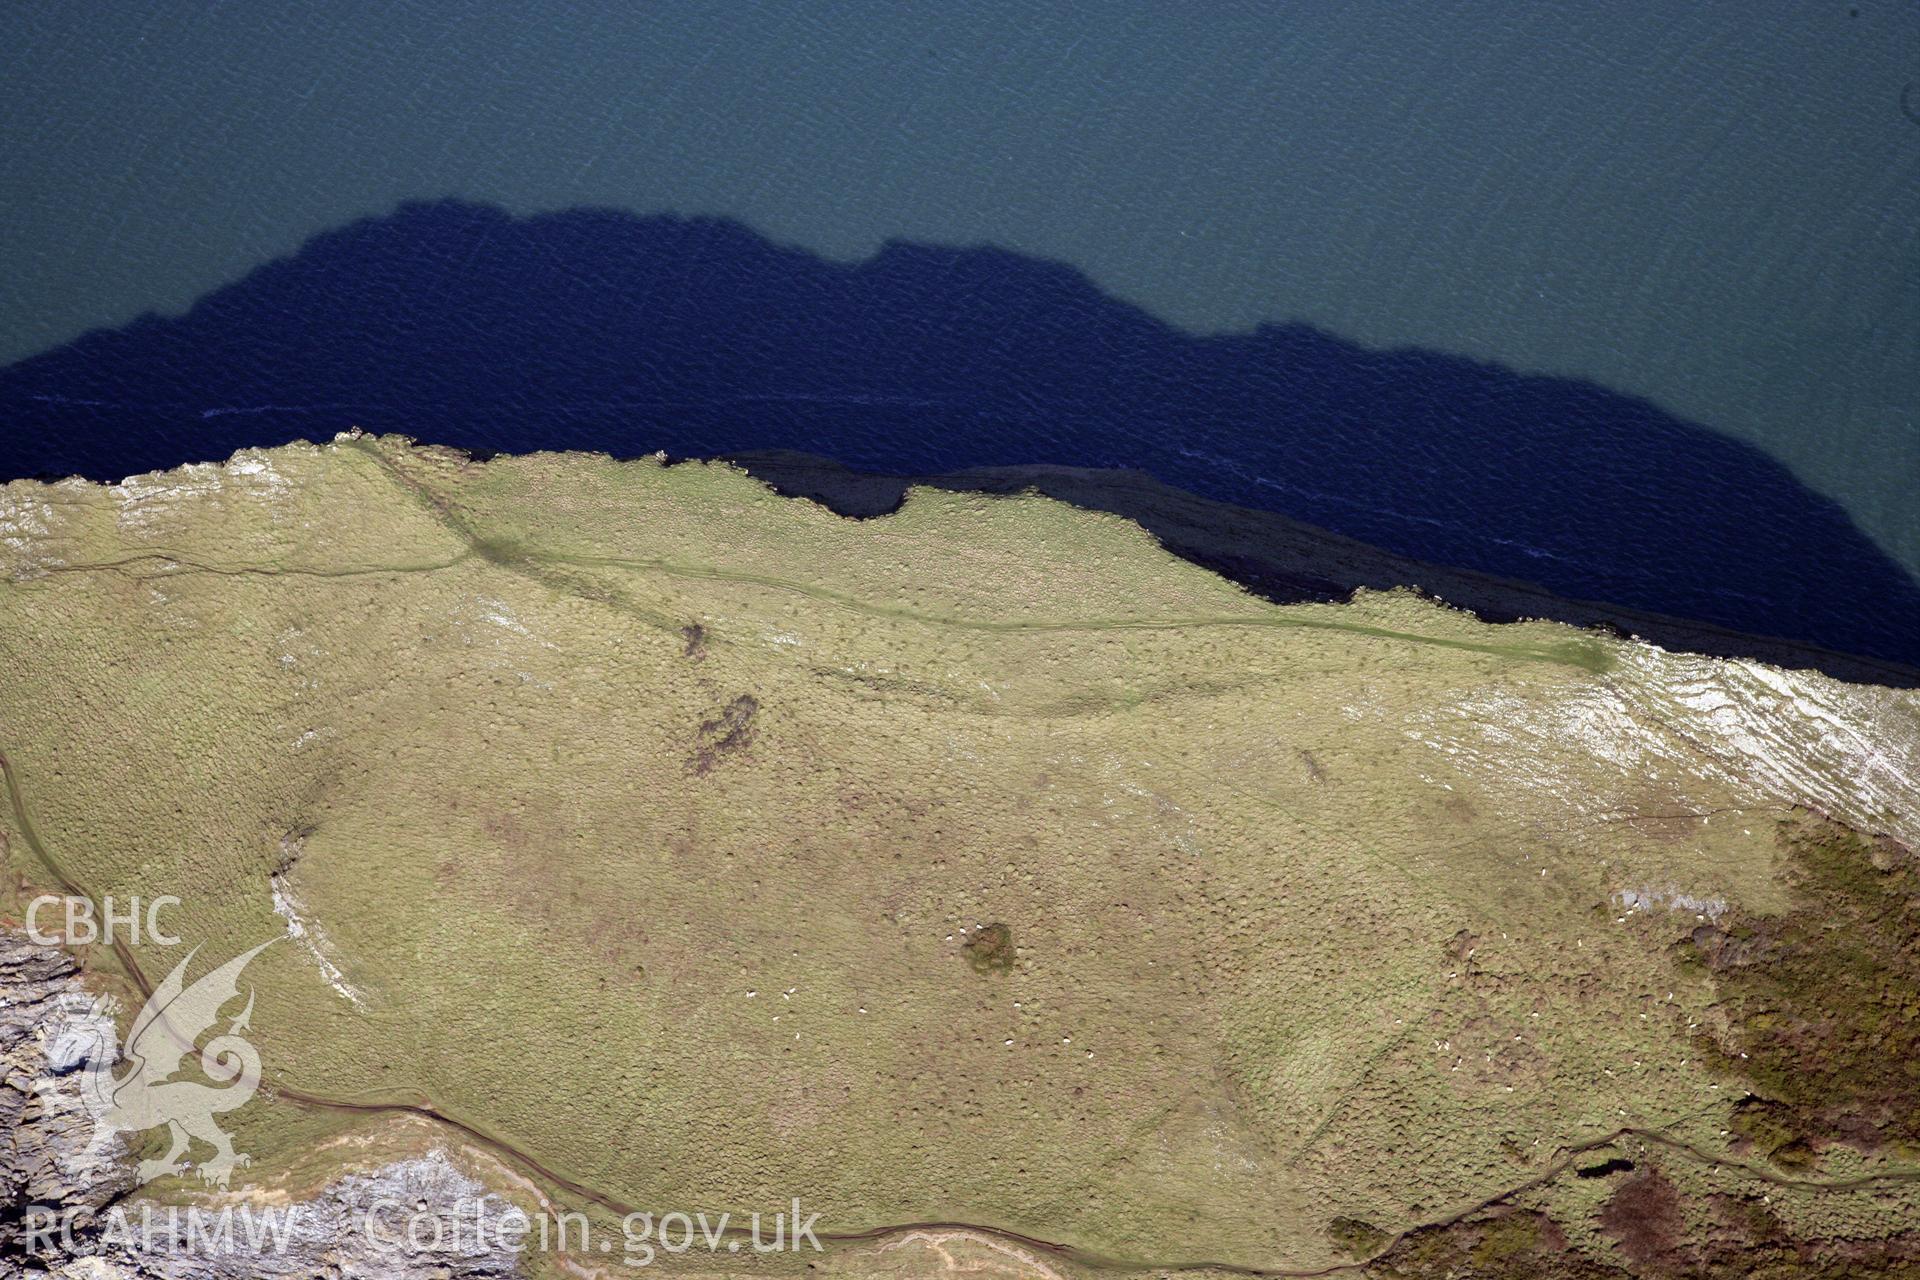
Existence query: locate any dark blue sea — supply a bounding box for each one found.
[3,4,1916,671]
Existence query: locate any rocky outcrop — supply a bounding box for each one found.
[43,1151,524,1279]
[2,932,132,1265]
[1,929,521,1279]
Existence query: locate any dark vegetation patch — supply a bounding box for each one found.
[471,535,524,566]
[1469,1210,1570,1273]
[1575,1157,1635,1179]
[1369,1210,1587,1279]
[680,623,707,659]
[1597,1167,1686,1272]
[1326,1216,1388,1259]
[1370,1189,1920,1279]
[1596,1171,1920,1279]
[1705,1193,1787,1254]
[1729,1097,1819,1170]
[962,923,1015,975]
[688,694,757,775]
[1673,814,1920,1162]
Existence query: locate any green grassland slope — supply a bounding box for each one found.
[2,434,1917,1277]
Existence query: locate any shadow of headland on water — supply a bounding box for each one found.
[3,200,1915,683]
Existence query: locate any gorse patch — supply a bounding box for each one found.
[962,923,1015,975]
[688,694,758,776]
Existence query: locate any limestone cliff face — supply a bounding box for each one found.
[38,1152,524,1280]
[1,930,521,1279]
[2,933,131,1264]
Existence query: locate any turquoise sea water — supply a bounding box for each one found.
[3,1,1916,574]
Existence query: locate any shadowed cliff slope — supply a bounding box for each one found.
[3,199,1914,672]
[730,451,1920,687]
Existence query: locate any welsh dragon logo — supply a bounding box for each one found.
[42,942,274,1187]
